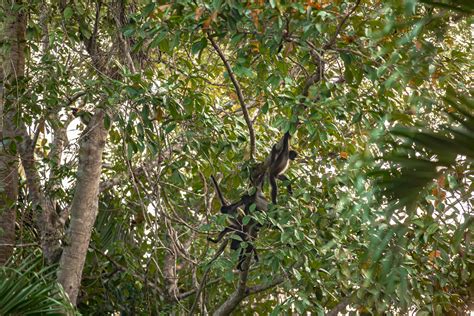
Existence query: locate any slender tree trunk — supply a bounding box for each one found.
[57,110,107,305]
[17,123,62,263]
[0,0,26,265]
[0,111,18,264]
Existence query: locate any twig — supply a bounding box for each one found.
[0,242,39,247]
[207,33,256,160]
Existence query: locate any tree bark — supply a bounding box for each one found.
[57,110,107,304]
[163,245,179,302]
[0,0,26,265]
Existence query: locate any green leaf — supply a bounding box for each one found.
[150,31,167,48]
[141,3,156,18]
[63,6,73,21]
[233,65,254,78]
[191,38,207,55]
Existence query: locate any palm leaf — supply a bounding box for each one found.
[0,253,76,315]
[379,91,473,207]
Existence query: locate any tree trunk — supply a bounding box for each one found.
[57,110,107,304]
[0,114,18,264]
[17,123,63,264]
[0,0,26,265]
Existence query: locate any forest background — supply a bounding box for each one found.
[0,0,472,314]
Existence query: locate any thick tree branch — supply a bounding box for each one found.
[0,0,25,265]
[207,33,256,160]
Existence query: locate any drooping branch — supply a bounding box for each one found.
[207,33,256,160]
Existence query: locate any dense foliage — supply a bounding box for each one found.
[0,0,472,314]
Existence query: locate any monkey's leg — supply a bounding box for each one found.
[236,244,255,271]
[270,174,278,204]
[236,248,245,271]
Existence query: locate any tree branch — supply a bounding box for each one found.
[207,33,256,160]
[177,278,221,300]
[246,274,286,295]
[324,0,362,49]
[66,91,87,107]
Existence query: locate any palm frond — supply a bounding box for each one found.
[0,253,76,315]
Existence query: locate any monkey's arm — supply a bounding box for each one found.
[208,226,235,243]
[221,199,245,215]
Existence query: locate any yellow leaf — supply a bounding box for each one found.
[158,4,171,11]
[437,175,445,188]
[428,250,441,260]
[155,108,164,121]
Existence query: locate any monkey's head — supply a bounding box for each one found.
[289,150,298,160]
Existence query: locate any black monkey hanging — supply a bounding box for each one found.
[268,131,297,204]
